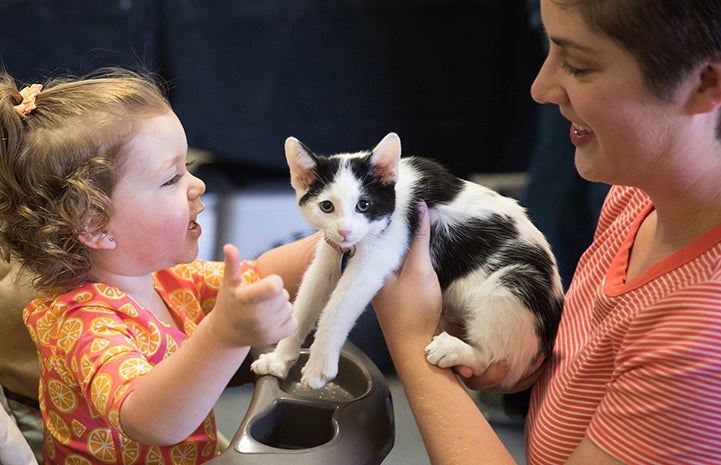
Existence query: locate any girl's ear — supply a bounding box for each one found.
[78,231,116,250]
[687,55,721,114]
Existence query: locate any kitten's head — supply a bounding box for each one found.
[285,132,401,248]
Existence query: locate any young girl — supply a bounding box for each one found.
[0,68,315,464]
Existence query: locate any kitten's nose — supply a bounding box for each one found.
[338,229,351,240]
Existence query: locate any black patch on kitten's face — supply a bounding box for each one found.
[298,156,342,207]
[349,155,396,222]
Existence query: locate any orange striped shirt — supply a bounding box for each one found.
[527,186,721,464]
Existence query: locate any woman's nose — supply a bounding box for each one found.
[530,56,567,106]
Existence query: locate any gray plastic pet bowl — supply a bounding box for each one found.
[208,342,395,465]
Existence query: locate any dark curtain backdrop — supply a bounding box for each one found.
[1,0,542,184]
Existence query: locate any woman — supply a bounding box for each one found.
[372,1,721,464]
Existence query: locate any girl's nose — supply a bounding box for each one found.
[189,173,206,198]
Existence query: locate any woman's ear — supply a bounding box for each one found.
[78,231,116,250]
[688,55,721,114]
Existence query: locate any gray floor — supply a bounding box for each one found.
[214,374,526,464]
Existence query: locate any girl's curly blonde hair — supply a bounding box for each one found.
[0,67,171,293]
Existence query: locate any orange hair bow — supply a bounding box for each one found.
[14,84,43,116]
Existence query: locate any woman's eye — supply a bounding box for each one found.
[319,200,334,213]
[562,61,589,77]
[356,199,370,212]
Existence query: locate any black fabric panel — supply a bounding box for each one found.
[1,0,542,181]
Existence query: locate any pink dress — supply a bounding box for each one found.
[24,259,259,465]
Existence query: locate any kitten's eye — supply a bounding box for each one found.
[319,200,334,213]
[356,199,370,212]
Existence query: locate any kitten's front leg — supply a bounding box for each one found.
[424,332,491,375]
[300,255,388,389]
[250,243,338,379]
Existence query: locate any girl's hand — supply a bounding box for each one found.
[211,244,297,348]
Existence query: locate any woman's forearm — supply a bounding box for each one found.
[382,326,517,465]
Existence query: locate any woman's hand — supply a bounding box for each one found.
[372,201,442,348]
[440,316,546,391]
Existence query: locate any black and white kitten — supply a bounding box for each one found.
[251,132,564,394]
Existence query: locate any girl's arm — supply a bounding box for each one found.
[256,231,320,299]
[120,244,297,445]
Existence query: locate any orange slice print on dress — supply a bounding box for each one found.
[91,372,113,416]
[44,428,56,461]
[205,262,224,289]
[168,263,194,282]
[119,434,141,465]
[118,302,139,317]
[80,354,95,381]
[87,427,117,463]
[170,442,199,465]
[240,264,260,284]
[79,303,116,315]
[71,418,87,438]
[118,357,151,381]
[65,454,94,465]
[36,313,58,345]
[127,320,162,357]
[89,316,123,336]
[168,288,202,322]
[58,317,84,352]
[48,379,78,413]
[145,445,164,465]
[203,416,215,438]
[202,441,216,458]
[90,338,110,353]
[70,355,79,376]
[72,290,94,302]
[49,355,78,387]
[165,334,179,357]
[93,283,126,300]
[47,411,72,446]
[99,344,133,364]
[25,299,49,317]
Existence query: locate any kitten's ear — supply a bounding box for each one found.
[370,132,401,184]
[285,137,318,191]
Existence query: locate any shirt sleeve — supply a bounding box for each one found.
[64,304,152,434]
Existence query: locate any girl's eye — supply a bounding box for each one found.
[162,174,183,187]
[319,200,334,213]
[356,199,370,212]
[562,61,589,77]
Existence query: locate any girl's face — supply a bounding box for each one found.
[106,111,206,275]
[530,0,690,189]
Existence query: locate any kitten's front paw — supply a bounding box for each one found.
[250,352,295,379]
[425,332,484,372]
[300,354,338,390]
